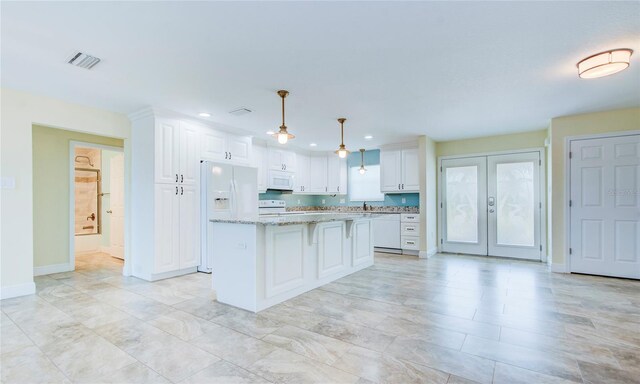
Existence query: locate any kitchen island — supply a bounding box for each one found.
[209,213,375,312]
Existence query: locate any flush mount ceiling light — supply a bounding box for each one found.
[198,112,211,117]
[577,49,633,79]
[335,118,350,158]
[273,90,295,144]
[358,149,367,175]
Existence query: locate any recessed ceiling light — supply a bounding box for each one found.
[266,131,275,135]
[199,113,211,117]
[577,49,633,79]
[310,143,317,147]
[364,135,373,140]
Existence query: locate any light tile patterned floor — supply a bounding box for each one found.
[2,252,640,383]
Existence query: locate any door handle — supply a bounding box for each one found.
[488,197,495,206]
[106,210,113,214]
[489,209,495,213]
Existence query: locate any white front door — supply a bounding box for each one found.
[441,152,542,260]
[570,134,640,279]
[109,154,125,259]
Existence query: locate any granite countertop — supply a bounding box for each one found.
[210,212,380,226]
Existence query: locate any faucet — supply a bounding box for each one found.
[363,202,368,211]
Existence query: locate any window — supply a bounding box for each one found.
[349,165,384,201]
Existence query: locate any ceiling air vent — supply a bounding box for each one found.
[67,52,101,69]
[229,107,252,116]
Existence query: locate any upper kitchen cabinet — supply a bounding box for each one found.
[201,128,252,165]
[307,156,327,193]
[294,153,310,193]
[268,147,296,172]
[154,118,199,185]
[380,145,419,193]
[327,156,347,194]
[252,143,268,193]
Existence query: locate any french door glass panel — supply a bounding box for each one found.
[441,157,487,255]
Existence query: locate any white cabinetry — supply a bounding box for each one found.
[326,156,347,195]
[307,156,327,194]
[380,146,419,193]
[268,148,296,172]
[352,220,374,266]
[265,226,306,298]
[400,213,420,251]
[294,153,310,193]
[201,129,252,165]
[131,110,203,280]
[317,222,348,278]
[252,144,268,193]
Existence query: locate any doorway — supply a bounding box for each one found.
[439,150,544,260]
[71,142,124,273]
[568,133,640,279]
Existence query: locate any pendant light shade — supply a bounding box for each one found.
[577,49,633,79]
[335,118,350,158]
[358,149,367,174]
[274,90,295,144]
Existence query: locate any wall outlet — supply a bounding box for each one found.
[340,198,345,204]
[402,197,406,204]
[322,199,326,204]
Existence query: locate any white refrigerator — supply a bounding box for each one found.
[199,161,258,272]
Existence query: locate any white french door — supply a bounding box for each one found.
[441,151,542,260]
[569,134,640,279]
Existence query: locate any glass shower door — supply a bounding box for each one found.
[75,168,101,235]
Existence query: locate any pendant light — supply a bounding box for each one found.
[335,118,350,158]
[358,149,367,174]
[274,90,295,144]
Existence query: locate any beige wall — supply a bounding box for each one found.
[436,129,547,158]
[549,107,640,269]
[33,126,123,267]
[1,88,130,298]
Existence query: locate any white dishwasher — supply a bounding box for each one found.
[373,214,401,251]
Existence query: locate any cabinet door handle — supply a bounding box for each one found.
[229,152,232,160]
[181,174,183,183]
[176,174,179,182]
[181,186,184,195]
[402,184,404,190]
[337,186,340,192]
[398,183,401,190]
[176,186,178,195]
[225,152,228,160]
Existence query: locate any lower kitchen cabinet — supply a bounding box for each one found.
[352,220,374,266]
[265,226,306,298]
[317,222,348,278]
[153,183,200,275]
[373,213,420,253]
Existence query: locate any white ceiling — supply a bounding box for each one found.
[2,1,639,150]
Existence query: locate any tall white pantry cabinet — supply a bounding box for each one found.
[130,110,202,280]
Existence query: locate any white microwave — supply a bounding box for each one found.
[267,170,294,191]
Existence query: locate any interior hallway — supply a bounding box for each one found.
[2,253,639,383]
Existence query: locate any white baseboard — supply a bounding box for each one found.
[34,263,73,276]
[101,246,124,259]
[418,247,438,259]
[551,263,569,273]
[1,282,36,300]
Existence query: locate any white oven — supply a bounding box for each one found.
[267,170,294,191]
